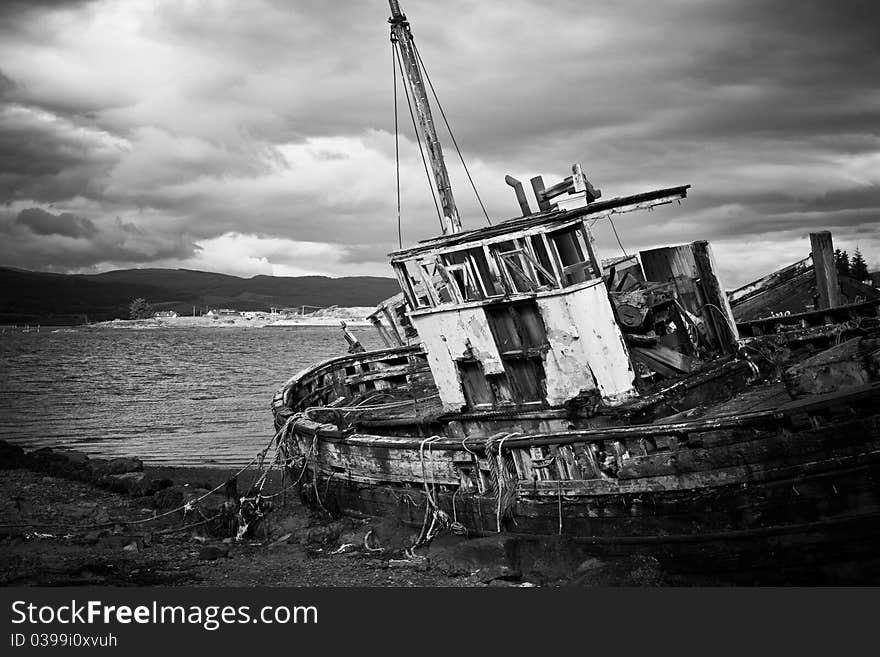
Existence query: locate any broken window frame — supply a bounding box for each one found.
[548,222,601,287]
[397,261,434,309]
[490,237,560,294]
[419,258,461,306]
[441,250,491,302]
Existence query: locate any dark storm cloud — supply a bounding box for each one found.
[0,0,877,278]
[15,207,97,238]
[0,206,196,271]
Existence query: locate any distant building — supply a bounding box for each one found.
[206,308,240,318]
[153,310,179,318]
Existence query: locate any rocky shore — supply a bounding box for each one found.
[0,441,668,587]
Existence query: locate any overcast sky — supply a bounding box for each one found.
[0,0,877,287]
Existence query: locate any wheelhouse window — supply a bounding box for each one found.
[549,224,598,287]
[490,238,558,294]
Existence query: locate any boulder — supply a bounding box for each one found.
[0,441,26,469]
[99,472,152,497]
[153,485,187,510]
[183,489,228,517]
[198,545,229,560]
[28,447,92,480]
[424,535,511,577]
[91,457,143,477]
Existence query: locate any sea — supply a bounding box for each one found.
[0,325,384,466]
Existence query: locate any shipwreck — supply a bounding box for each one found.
[269,1,880,581]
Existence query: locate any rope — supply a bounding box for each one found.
[4,417,298,537]
[485,432,519,533]
[408,436,467,553]
[413,41,492,226]
[608,214,628,257]
[120,417,295,528]
[393,40,444,230]
[392,39,402,249]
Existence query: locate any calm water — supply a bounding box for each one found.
[0,326,383,466]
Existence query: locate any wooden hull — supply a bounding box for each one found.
[274,378,880,582]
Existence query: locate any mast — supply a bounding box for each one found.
[389,0,461,234]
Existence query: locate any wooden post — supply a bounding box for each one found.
[692,241,739,354]
[530,176,552,212]
[505,175,533,216]
[810,231,840,309]
[370,316,394,348]
[380,306,405,345]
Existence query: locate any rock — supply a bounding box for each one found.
[83,530,107,545]
[476,565,522,584]
[0,440,26,469]
[91,457,143,477]
[29,447,92,480]
[153,485,186,510]
[100,472,152,497]
[122,540,141,553]
[304,523,342,546]
[269,533,293,549]
[273,513,309,540]
[55,503,92,521]
[424,535,511,577]
[575,558,605,575]
[198,545,229,560]
[54,449,89,466]
[361,517,416,552]
[184,489,227,517]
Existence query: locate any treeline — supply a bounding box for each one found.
[834,247,870,281]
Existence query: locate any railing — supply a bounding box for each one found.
[273,344,435,413]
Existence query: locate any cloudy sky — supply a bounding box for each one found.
[0,0,877,287]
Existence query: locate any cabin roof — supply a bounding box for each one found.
[389,185,690,262]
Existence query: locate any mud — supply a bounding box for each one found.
[0,442,668,587]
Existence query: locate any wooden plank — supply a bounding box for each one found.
[810,231,840,309]
[515,447,880,498]
[630,344,697,376]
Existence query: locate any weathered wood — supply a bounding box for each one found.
[530,176,553,212]
[729,257,812,307]
[389,186,690,262]
[810,231,840,309]
[630,344,698,376]
[692,240,739,353]
[505,175,533,216]
[389,1,460,234]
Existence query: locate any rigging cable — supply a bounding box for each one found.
[608,213,629,257]
[393,40,444,231]
[413,42,492,226]
[392,40,402,248]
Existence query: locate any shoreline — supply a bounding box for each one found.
[2,307,376,330]
[85,316,372,329]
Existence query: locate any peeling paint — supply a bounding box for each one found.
[537,283,637,405]
[413,279,636,411]
[412,306,504,411]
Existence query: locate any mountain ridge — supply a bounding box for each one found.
[0,266,400,324]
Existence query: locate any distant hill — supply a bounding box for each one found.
[0,267,400,324]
